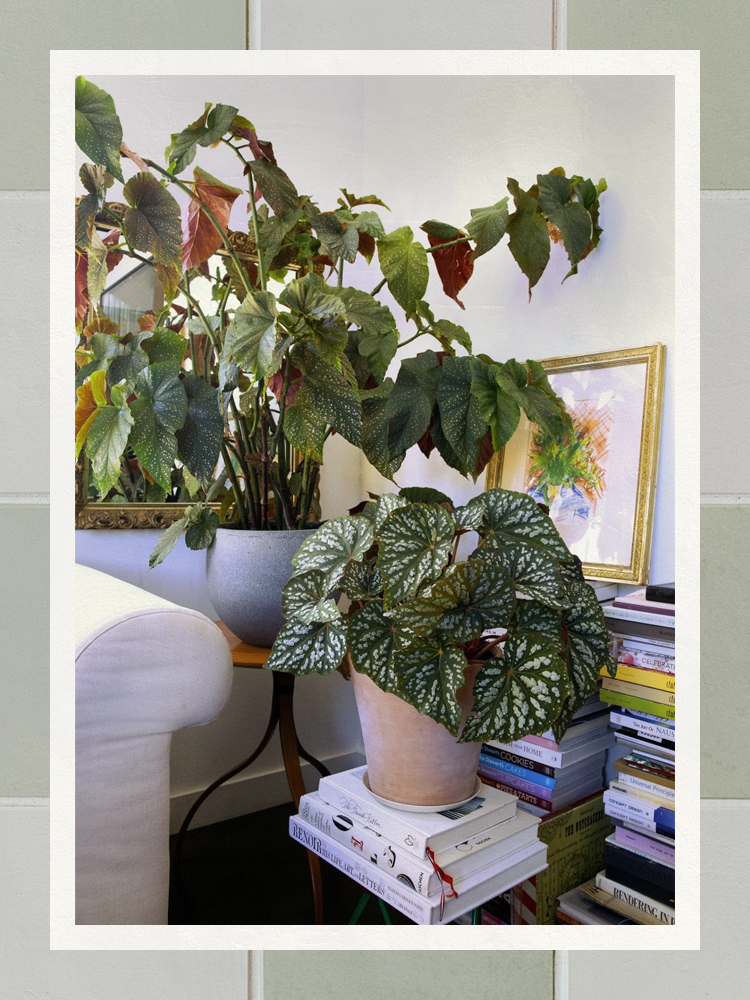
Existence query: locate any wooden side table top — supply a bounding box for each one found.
[215,621,271,668]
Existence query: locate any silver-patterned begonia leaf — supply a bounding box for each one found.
[348,601,411,694]
[549,580,616,742]
[384,577,459,636]
[459,633,569,743]
[291,516,374,584]
[373,492,409,532]
[437,558,516,643]
[474,540,568,609]
[452,503,484,532]
[281,569,342,625]
[377,503,455,610]
[468,488,573,563]
[515,598,563,643]
[265,618,348,675]
[394,639,469,735]
[341,558,383,600]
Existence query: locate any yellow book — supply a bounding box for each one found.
[602,676,675,706]
[600,663,675,693]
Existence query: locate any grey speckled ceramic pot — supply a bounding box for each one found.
[205,526,316,647]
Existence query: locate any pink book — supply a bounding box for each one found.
[613,588,674,617]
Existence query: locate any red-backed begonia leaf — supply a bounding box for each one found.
[182,167,241,270]
[426,232,474,309]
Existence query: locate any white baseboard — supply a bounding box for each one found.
[169,750,366,834]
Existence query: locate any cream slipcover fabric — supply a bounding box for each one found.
[75,565,233,925]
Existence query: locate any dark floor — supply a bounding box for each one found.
[168,800,413,924]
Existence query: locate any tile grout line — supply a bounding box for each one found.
[0,494,50,504]
[701,494,750,504]
[0,190,49,199]
[248,951,264,1000]
[0,797,50,807]
[552,0,567,50]
[554,950,569,1000]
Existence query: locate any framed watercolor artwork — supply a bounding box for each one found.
[485,345,666,584]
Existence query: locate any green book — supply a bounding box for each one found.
[600,689,675,720]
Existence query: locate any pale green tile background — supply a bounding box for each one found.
[264,951,553,1000]
[0,0,246,189]
[0,506,50,795]
[700,506,750,798]
[568,0,750,189]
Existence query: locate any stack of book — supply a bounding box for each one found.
[593,585,676,925]
[501,791,613,924]
[289,765,549,924]
[478,695,614,818]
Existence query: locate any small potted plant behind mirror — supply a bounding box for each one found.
[266,488,616,808]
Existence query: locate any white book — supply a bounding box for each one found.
[604,803,674,838]
[594,870,675,924]
[289,814,548,925]
[609,711,674,741]
[604,787,674,824]
[612,772,675,804]
[298,791,540,899]
[317,766,517,859]
[491,730,615,768]
[614,733,676,761]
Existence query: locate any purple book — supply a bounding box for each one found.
[614,824,675,866]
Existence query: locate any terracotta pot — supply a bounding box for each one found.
[348,657,484,808]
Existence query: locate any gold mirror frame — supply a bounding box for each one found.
[484,344,666,584]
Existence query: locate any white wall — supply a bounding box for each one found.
[75,72,674,828]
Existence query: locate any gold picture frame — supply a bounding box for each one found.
[485,344,666,584]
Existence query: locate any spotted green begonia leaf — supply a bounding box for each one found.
[469,487,572,563]
[514,599,563,642]
[129,362,188,493]
[301,353,362,447]
[377,226,429,318]
[394,639,468,735]
[122,172,183,273]
[563,581,615,678]
[465,197,509,260]
[282,393,327,462]
[438,558,516,643]
[341,559,382,600]
[279,275,348,365]
[224,290,282,377]
[452,503,484,532]
[460,633,569,743]
[85,390,134,496]
[373,492,409,533]
[183,503,220,551]
[474,540,568,609]
[348,601,411,694]
[377,503,455,610]
[291,516,374,584]
[265,618,348,675]
[175,374,224,489]
[75,77,124,182]
[548,582,613,741]
[310,212,360,263]
[281,569,341,625]
[436,355,487,476]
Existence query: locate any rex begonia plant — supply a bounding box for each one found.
[266,488,616,742]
